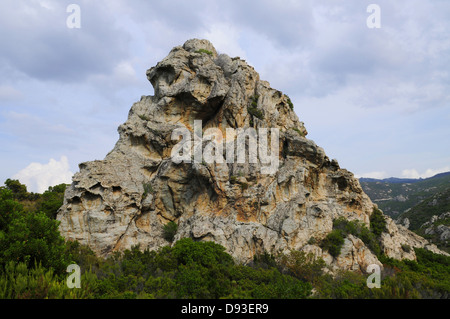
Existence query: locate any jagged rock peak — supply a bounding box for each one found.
[183,38,218,57]
[57,39,446,273]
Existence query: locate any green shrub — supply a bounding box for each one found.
[172,238,234,268]
[0,209,70,274]
[321,230,345,258]
[277,250,325,284]
[292,127,305,137]
[4,179,30,201]
[252,251,278,269]
[163,221,178,243]
[0,188,23,231]
[37,184,67,219]
[250,95,259,108]
[247,106,264,120]
[331,217,382,257]
[285,95,294,110]
[195,49,213,56]
[0,261,97,299]
[370,208,387,237]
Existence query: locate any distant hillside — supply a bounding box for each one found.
[396,188,450,253]
[359,172,450,217]
[360,172,450,253]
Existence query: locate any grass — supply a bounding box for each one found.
[292,127,305,137]
[195,49,213,56]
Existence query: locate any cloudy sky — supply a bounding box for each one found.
[1,0,449,192]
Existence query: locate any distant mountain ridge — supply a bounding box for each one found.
[360,171,450,253]
[359,171,450,217]
[360,171,450,184]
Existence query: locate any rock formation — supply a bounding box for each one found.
[57,39,444,273]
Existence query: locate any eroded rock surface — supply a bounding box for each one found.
[57,39,445,271]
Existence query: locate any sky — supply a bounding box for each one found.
[0,0,449,193]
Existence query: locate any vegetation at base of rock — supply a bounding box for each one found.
[321,230,345,258]
[1,179,449,299]
[195,48,213,56]
[321,213,384,258]
[163,221,178,242]
[0,184,69,274]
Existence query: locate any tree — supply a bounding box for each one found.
[37,184,67,219]
[370,208,387,237]
[0,204,70,274]
[4,179,29,201]
[0,188,23,231]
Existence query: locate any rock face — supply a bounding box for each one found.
[57,39,445,272]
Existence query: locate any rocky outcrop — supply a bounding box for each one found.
[421,212,450,241]
[57,39,446,272]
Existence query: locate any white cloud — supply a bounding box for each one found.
[13,156,73,193]
[401,167,450,179]
[0,85,22,101]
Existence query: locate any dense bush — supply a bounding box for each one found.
[370,208,387,237]
[321,230,345,258]
[321,214,384,258]
[163,221,178,242]
[0,261,97,299]
[79,239,312,299]
[36,184,66,219]
[276,250,326,284]
[247,106,264,120]
[0,187,70,274]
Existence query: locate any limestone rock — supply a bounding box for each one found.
[57,39,447,270]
